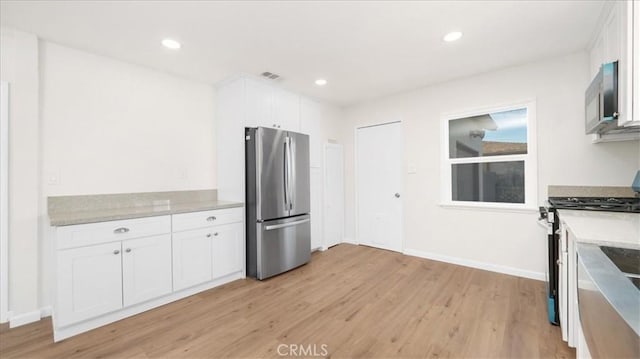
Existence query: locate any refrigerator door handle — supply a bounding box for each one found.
[283,136,289,208]
[288,136,295,210]
[265,218,310,231]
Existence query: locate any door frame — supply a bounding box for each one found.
[322,142,344,250]
[1,81,9,323]
[354,120,405,252]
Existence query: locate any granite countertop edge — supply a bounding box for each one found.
[49,201,244,227]
[557,209,640,250]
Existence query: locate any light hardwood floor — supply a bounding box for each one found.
[0,244,574,358]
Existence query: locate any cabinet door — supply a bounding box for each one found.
[603,4,621,64]
[273,89,300,132]
[300,98,323,167]
[211,223,243,279]
[56,242,123,327]
[245,78,273,128]
[310,167,323,250]
[173,227,213,291]
[634,0,640,126]
[122,234,172,307]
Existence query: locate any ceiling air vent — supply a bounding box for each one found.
[261,71,280,80]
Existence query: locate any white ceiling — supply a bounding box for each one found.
[1,1,604,107]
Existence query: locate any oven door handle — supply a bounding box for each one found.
[537,218,550,229]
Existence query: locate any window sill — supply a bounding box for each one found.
[439,201,538,214]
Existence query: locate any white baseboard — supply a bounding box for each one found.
[7,305,53,327]
[403,248,544,281]
[40,306,52,318]
[9,309,41,328]
[342,237,357,245]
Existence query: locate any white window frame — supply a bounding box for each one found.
[440,100,537,212]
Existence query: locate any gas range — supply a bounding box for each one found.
[548,196,640,213]
[538,194,639,327]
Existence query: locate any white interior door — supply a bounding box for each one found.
[324,143,344,249]
[0,81,8,323]
[356,122,403,252]
[310,167,323,251]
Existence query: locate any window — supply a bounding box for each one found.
[442,102,536,209]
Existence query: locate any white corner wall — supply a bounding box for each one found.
[0,27,40,322]
[343,51,640,279]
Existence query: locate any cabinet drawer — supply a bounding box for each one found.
[57,215,171,250]
[172,207,243,232]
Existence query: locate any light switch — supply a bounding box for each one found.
[407,163,417,174]
[46,172,60,185]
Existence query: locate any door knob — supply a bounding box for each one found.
[395,193,401,198]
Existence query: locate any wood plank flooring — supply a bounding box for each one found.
[0,244,574,358]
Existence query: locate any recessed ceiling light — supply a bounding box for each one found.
[162,38,181,50]
[443,31,463,42]
[315,79,327,86]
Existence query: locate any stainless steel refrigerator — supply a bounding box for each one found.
[245,127,311,280]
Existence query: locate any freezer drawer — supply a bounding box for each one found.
[256,215,310,280]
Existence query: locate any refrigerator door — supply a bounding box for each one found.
[256,214,311,279]
[257,127,290,221]
[288,131,311,216]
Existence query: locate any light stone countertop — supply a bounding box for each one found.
[557,209,640,249]
[548,185,636,198]
[48,189,243,226]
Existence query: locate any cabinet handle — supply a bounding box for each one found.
[214,232,219,236]
[125,248,132,253]
[114,227,129,234]
[206,216,216,222]
[113,249,120,255]
[206,233,212,238]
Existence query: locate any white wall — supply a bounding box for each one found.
[1,30,218,322]
[40,42,217,195]
[343,51,640,278]
[0,27,40,320]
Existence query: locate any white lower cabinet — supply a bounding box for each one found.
[212,223,244,278]
[173,222,244,290]
[53,208,244,341]
[122,234,172,307]
[173,227,214,291]
[56,242,123,327]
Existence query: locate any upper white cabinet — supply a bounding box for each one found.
[245,78,274,128]
[589,1,639,128]
[217,76,302,202]
[240,76,301,132]
[272,88,301,131]
[300,98,324,168]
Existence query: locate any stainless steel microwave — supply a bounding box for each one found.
[585,61,618,134]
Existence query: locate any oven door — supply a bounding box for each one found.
[539,206,559,325]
